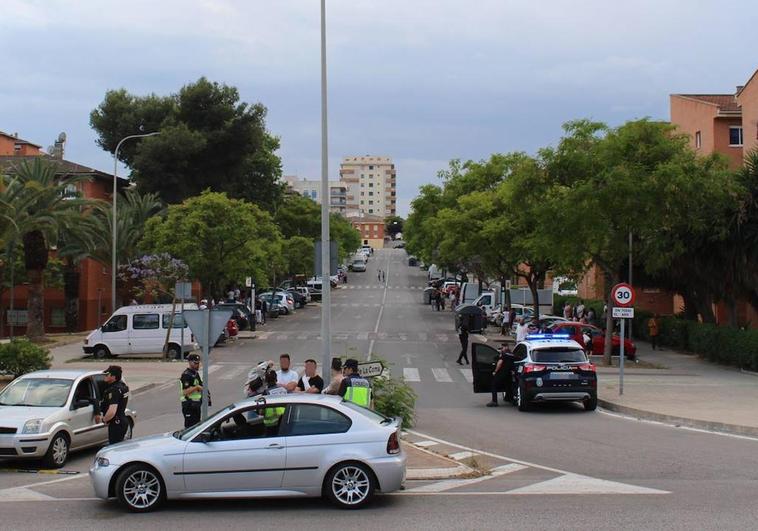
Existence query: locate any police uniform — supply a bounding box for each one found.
[338,360,372,407]
[488,347,514,406]
[101,370,130,444]
[180,362,205,428]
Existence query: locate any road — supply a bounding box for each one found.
[1,247,757,529]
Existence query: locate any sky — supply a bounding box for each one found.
[2,0,758,217]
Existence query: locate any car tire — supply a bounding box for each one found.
[43,432,70,468]
[115,464,165,513]
[516,384,531,412]
[584,395,598,411]
[324,462,375,509]
[166,343,181,359]
[93,345,110,360]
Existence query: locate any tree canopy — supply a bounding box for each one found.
[90,77,284,208]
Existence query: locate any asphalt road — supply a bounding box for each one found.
[1,247,757,529]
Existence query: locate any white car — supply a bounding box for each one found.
[0,370,137,467]
[260,291,295,314]
[90,394,405,512]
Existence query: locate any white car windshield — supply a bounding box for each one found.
[0,378,73,407]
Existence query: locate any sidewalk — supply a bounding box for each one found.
[596,341,758,436]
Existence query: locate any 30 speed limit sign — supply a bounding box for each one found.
[611,283,635,307]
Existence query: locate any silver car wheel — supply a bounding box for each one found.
[51,436,68,465]
[331,465,371,505]
[122,470,161,509]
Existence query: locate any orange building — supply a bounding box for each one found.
[348,214,385,250]
[0,130,127,336]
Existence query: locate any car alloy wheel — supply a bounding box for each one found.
[328,463,373,508]
[44,433,69,468]
[118,466,163,512]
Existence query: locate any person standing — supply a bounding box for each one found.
[96,365,130,444]
[486,344,514,407]
[276,353,299,392]
[338,359,371,407]
[323,358,344,395]
[378,269,382,282]
[449,289,456,311]
[515,318,530,343]
[508,308,517,334]
[297,359,325,393]
[180,353,205,428]
[647,314,660,350]
[576,300,585,320]
[457,324,470,365]
[563,302,572,320]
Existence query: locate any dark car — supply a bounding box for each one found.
[286,288,306,308]
[216,302,255,331]
[470,334,597,412]
[257,293,281,318]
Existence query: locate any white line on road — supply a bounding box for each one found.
[459,368,473,383]
[599,409,758,442]
[414,440,438,448]
[405,463,527,493]
[403,368,421,382]
[448,451,477,461]
[431,368,453,382]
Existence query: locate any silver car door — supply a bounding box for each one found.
[181,405,286,493]
[280,404,352,489]
[68,377,102,449]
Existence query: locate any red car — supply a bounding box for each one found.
[549,322,636,360]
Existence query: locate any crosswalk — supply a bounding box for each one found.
[252,331,458,342]
[338,285,425,290]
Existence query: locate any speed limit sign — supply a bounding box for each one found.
[612,283,635,307]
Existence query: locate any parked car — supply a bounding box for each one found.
[257,294,282,318]
[259,291,294,315]
[286,287,308,307]
[84,304,198,359]
[216,302,255,331]
[0,369,137,467]
[549,322,637,359]
[351,259,367,272]
[89,394,405,512]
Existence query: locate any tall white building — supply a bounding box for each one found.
[339,156,397,218]
[282,175,347,215]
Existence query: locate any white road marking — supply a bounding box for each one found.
[403,368,421,382]
[207,365,222,374]
[406,463,527,493]
[367,252,391,361]
[432,368,453,382]
[357,332,369,340]
[459,368,473,383]
[505,473,669,495]
[599,409,758,442]
[414,440,438,448]
[0,487,57,501]
[449,450,477,461]
[256,332,271,340]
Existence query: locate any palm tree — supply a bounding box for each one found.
[2,158,95,341]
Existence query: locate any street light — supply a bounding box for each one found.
[320,0,332,384]
[112,132,160,313]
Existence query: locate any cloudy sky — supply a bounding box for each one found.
[2,0,757,216]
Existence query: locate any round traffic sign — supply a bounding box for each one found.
[612,283,635,307]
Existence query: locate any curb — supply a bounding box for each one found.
[404,442,474,480]
[597,398,758,437]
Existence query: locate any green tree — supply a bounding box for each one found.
[282,236,314,277]
[90,78,284,207]
[330,213,362,263]
[384,215,404,238]
[140,191,283,298]
[274,195,321,239]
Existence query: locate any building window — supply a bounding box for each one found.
[369,165,374,170]
[369,200,374,205]
[729,126,743,147]
[368,191,373,196]
[361,191,365,196]
[360,183,365,187]
[369,182,373,188]
[360,200,364,205]
[368,209,373,213]
[695,131,702,149]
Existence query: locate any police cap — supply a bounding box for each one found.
[103,365,122,379]
[187,353,201,362]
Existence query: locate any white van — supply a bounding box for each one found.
[459,282,480,305]
[83,304,198,359]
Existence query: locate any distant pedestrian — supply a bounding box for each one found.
[508,308,516,332]
[515,318,529,343]
[647,314,660,350]
[435,289,442,311]
[576,300,585,320]
[449,290,456,311]
[378,269,382,281]
[382,270,386,282]
[563,302,572,320]
[457,324,470,365]
[199,299,208,310]
[587,307,596,324]
[440,294,446,310]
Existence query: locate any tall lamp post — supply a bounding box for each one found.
[320,0,332,384]
[112,132,160,313]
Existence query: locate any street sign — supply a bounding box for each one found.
[357,361,384,378]
[175,281,193,300]
[612,307,635,319]
[245,276,252,288]
[611,283,635,307]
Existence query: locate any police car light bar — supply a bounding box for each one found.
[526,333,571,340]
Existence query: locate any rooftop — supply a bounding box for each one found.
[0,154,127,183]
[0,130,42,148]
[672,94,741,114]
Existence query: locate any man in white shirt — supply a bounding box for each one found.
[515,318,530,343]
[276,353,299,392]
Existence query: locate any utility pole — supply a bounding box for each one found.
[320,0,332,385]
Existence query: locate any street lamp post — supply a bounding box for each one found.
[320,0,332,385]
[112,132,160,313]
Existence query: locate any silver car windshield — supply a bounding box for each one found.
[0,378,73,407]
[173,404,234,441]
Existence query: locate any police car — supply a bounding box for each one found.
[470,333,597,412]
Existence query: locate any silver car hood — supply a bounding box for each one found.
[100,431,185,457]
[0,405,61,428]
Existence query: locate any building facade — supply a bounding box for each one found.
[339,156,397,218]
[349,215,385,250]
[282,175,347,215]
[0,130,127,336]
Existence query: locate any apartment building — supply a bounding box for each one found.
[282,175,347,215]
[349,214,385,250]
[339,156,397,218]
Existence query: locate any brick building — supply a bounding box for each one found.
[0,130,126,336]
[348,214,385,250]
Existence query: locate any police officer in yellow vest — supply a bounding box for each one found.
[338,359,371,407]
[262,370,287,435]
[180,353,206,428]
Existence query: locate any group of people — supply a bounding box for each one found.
[430,286,456,311]
[563,300,597,324]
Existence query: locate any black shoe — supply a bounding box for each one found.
[486,401,498,407]
[456,360,463,365]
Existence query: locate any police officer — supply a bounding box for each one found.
[486,344,514,407]
[338,359,371,407]
[96,365,130,444]
[180,353,206,428]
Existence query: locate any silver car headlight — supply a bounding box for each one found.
[22,418,43,434]
[95,456,110,467]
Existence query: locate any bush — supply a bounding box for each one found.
[0,339,52,379]
[371,366,418,429]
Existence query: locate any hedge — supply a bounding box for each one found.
[553,295,758,371]
[0,339,52,379]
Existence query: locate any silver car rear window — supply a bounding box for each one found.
[532,348,587,363]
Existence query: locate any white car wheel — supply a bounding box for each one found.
[117,465,164,512]
[326,463,374,509]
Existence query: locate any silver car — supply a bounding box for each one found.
[90,394,405,512]
[0,369,136,468]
